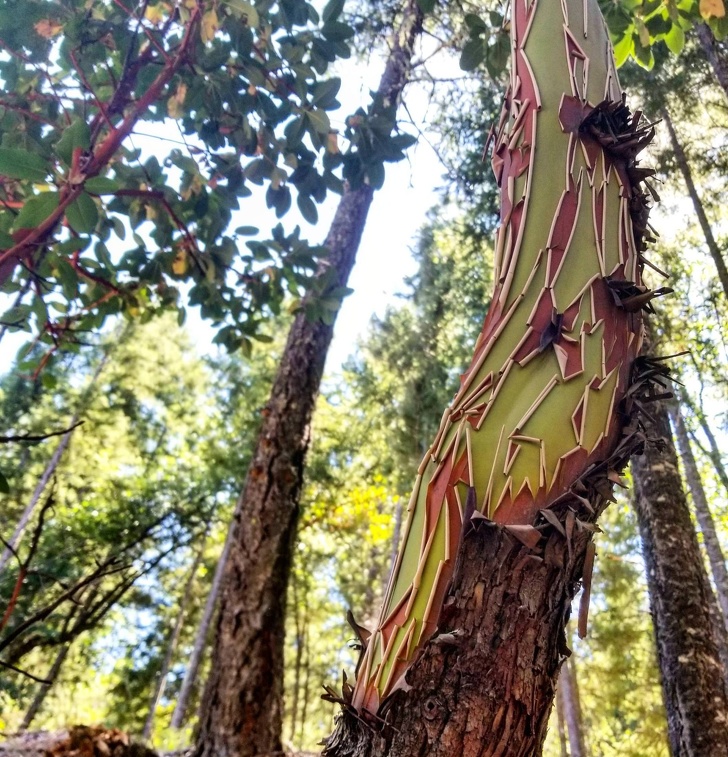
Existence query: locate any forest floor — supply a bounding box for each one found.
[0,727,319,757]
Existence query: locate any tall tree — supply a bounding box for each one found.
[669,402,728,629]
[631,396,728,755]
[324,0,669,751]
[193,2,424,755]
[560,656,587,757]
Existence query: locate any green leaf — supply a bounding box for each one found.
[664,22,685,53]
[312,77,342,108]
[306,108,331,134]
[464,13,487,32]
[297,194,318,224]
[417,0,436,12]
[66,192,99,233]
[13,192,60,231]
[85,176,121,194]
[322,0,345,23]
[0,471,9,495]
[0,148,51,182]
[612,32,633,67]
[460,37,487,71]
[55,118,91,165]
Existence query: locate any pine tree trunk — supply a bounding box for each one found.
[556,685,570,757]
[193,5,424,754]
[631,399,728,756]
[19,642,70,731]
[680,390,728,495]
[170,527,234,730]
[660,107,728,300]
[696,24,728,101]
[669,403,728,627]
[142,548,204,741]
[560,656,587,757]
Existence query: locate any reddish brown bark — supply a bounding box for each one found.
[324,523,593,757]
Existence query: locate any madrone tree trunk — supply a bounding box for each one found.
[323,0,669,753]
[631,399,728,756]
[193,4,424,756]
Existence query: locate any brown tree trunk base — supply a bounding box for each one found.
[324,522,593,757]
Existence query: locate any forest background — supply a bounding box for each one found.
[1,0,727,755]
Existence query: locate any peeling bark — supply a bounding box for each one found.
[323,525,592,757]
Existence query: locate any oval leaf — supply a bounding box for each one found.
[13,192,60,231]
[0,148,51,182]
[66,192,99,233]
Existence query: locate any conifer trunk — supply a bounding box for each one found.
[142,548,203,741]
[660,107,728,300]
[170,528,233,730]
[560,656,587,757]
[696,24,728,101]
[680,391,728,494]
[669,403,728,628]
[631,400,728,756]
[193,5,424,755]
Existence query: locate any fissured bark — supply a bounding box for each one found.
[324,521,593,757]
[631,400,728,757]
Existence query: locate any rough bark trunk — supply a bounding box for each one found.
[631,399,728,756]
[696,24,728,101]
[669,403,728,628]
[170,526,233,730]
[560,656,587,757]
[660,107,728,300]
[323,525,592,757]
[193,5,423,754]
[142,548,203,741]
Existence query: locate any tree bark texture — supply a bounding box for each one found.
[194,5,424,754]
[631,400,728,756]
[323,0,670,748]
[696,24,728,102]
[324,526,594,757]
[660,106,728,300]
[669,403,728,629]
[559,656,587,757]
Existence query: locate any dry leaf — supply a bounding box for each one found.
[34,19,63,38]
[167,82,188,119]
[700,0,725,17]
[201,8,219,42]
[172,249,188,275]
